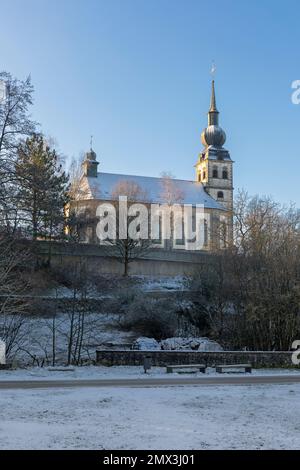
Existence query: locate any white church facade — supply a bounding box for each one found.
[70,80,234,256]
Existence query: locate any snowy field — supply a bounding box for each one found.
[1,382,299,449]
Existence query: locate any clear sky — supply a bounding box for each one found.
[1,0,300,206]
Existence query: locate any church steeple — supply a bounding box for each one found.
[195,78,234,214]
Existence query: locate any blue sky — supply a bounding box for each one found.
[1,0,300,206]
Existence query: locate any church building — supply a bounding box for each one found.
[70,80,234,257]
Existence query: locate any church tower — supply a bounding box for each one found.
[195,80,233,212]
[82,146,99,178]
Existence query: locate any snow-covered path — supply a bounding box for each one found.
[1,365,300,381]
[1,375,300,389]
[1,383,300,449]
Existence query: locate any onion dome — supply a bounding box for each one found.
[85,148,97,161]
[201,125,226,147]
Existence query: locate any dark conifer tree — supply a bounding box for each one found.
[15,134,69,241]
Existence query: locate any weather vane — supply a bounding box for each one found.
[210,61,216,78]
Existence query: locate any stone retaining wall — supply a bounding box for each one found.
[96,350,298,368]
[36,240,213,276]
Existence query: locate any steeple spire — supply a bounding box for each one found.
[209,80,218,112]
[201,80,226,148]
[208,80,219,126]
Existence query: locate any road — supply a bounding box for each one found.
[0,375,300,390]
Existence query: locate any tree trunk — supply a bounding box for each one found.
[123,242,129,276]
[67,289,76,365]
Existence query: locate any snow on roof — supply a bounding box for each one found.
[81,172,226,211]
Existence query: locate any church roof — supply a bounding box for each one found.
[80,172,226,211]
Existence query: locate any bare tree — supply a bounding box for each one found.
[0,235,31,358]
[111,180,148,203]
[159,172,185,205]
[68,153,85,201]
[0,72,37,233]
[188,191,300,351]
[103,180,152,276]
[230,191,300,350]
[56,261,91,365]
[65,154,96,243]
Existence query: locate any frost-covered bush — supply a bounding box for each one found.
[121,296,178,340]
[131,336,223,351]
[105,288,139,316]
[160,337,223,351]
[132,337,160,350]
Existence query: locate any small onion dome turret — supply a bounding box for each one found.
[85,148,97,161]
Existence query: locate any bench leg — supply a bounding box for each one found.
[216,367,222,373]
[166,367,173,373]
[245,367,252,373]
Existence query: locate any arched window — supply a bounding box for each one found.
[220,221,227,248]
[212,167,218,178]
[204,219,208,246]
[198,173,201,182]
[222,168,228,179]
[202,171,206,180]
[217,191,224,199]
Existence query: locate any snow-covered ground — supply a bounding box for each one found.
[0,275,188,366]
[0,382,299,449]
[1,312,136,365]
[0,365,300,381]
[46,275,187,298]
[138,275,186,291]
[0,275,191,366]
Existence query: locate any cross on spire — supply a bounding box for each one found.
[210,61,216,78]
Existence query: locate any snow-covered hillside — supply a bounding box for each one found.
[1,312,136,366]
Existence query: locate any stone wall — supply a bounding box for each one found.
[96,349,298,368]
[37,240,213,276]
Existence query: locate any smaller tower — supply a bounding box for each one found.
[82,145,99,178]
[195,80,233,212]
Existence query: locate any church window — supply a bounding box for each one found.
[222,168,228,179]
[198,173,201,182]
[220,221,227,248]
[204,219,208,246]
[202,171,206,180]
[85,226,93,243]
[217,191,224,199]
[213,167,218,178]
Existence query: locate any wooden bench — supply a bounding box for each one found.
[166,364,206,374]
[216,364,252,374]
